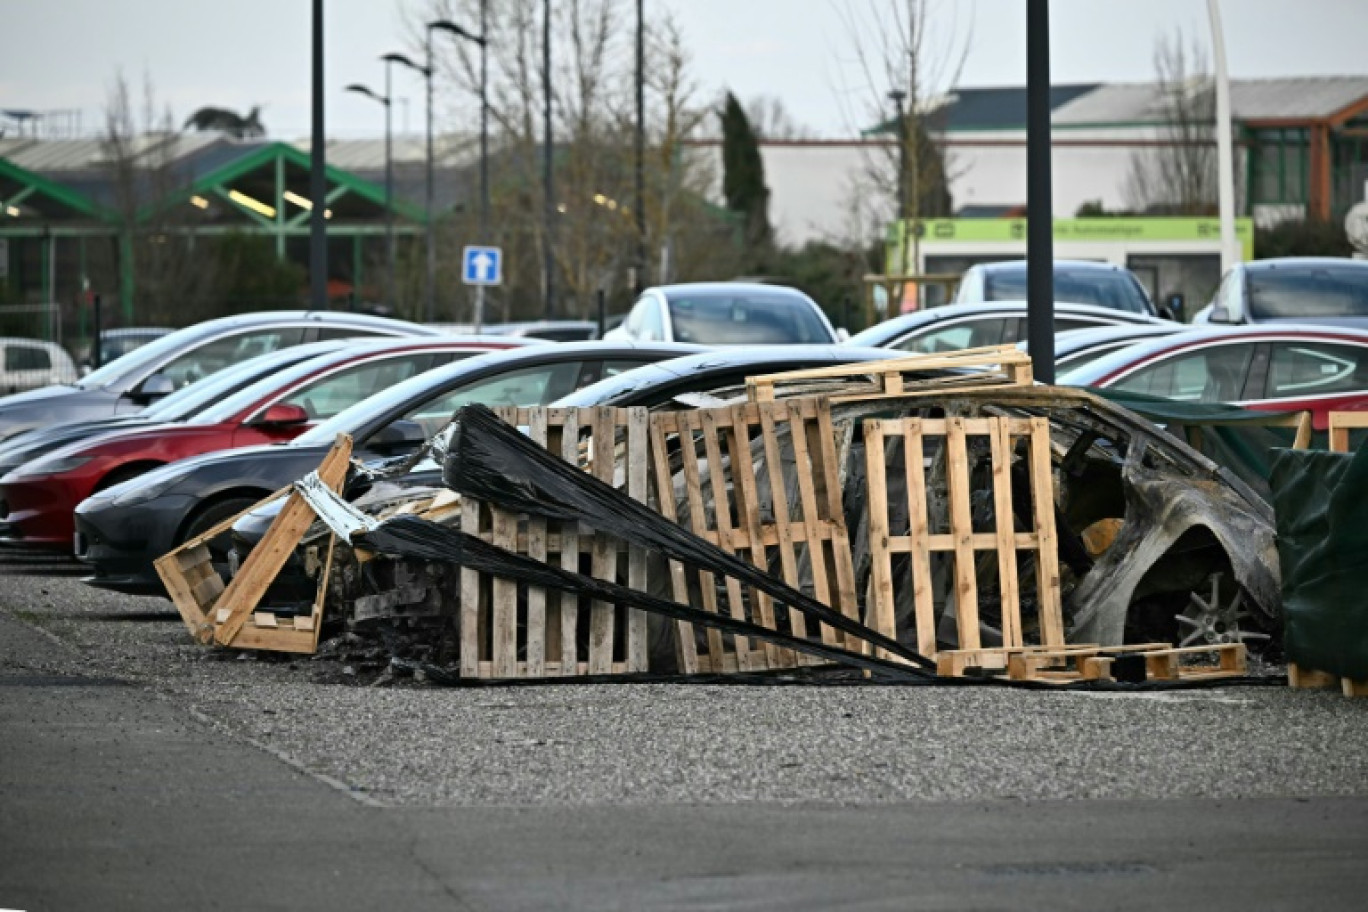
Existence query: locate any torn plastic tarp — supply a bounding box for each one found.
[355,515,937,681]
[443,403,935,671]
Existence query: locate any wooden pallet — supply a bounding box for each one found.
[459,406,651,679]
[863,415,1065,664]
[745,344,1033,405]
[1288,663,1368,697]
[934,642,1247,683]
[155,435,352,653]
[649,397,861,674]
[1329,411,1368,453]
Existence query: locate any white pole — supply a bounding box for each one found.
[1207,0,1240,270]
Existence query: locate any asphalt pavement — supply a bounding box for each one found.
[3,550,1368,911]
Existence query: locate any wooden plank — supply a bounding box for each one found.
[944,416,980,652]
[1028,417,1065,647]
[758,401,808,641]
[903,420,937,658]
[990,420,1022,649]
[191,573,225,609]
[789,409,838,645]
[490,505,519,679]
[699,406,760,671]
[888,531,1040,552]
[525,409,549,677]
[728,403,783,667]
[459,495,482,679]
[864,420,897,660]
[626,408,650,673]
[559,409,582,673]
[1328,411,1368,453]
[649,412,699,674]
[213,436,352,647]
[587,407,617,675]
[677,412,727,671]
[1288,662,1341,690]
[815,400,861,633]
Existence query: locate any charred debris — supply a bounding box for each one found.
[158,346,1277,688]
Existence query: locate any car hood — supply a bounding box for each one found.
[0,416,155,469]
[0,386,121,440]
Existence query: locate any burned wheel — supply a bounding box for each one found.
[1175,572,1271,651]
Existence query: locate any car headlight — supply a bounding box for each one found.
[109,470,187,507]
[7,454,94,479]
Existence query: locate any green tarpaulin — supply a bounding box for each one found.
[1271,445,1368,681]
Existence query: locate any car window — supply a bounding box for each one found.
[665,292,832,344]
[639,301,666,341]
[269,354,434,421]
[5,344,50,372]
[985,266,1150,313]
[397,362,586,437]
[1111,344,1255,402]
[157,328,306,389]
[1246,265,1368,320]
[895,318,1008,354]
[1266,342,1368,398]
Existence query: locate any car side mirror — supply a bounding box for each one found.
[367,418,428,454]
[131,373,176,403]
[254,403,310,427]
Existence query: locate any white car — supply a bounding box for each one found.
[604,283,841,346]
[0,338,78,395]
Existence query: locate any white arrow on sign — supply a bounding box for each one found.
[471,251,495,282]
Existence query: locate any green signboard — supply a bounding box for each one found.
[888,217,1256,267]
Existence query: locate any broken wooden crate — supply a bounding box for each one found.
[649,397,862,674]
[155,435,353,653]
[459,406,652,679]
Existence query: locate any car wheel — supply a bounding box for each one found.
[179,496,263,579]
[93,464,158,493]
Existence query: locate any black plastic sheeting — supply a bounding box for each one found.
[1271,444,1368,681]
[443,403,935,671]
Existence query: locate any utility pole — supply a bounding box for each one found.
[1207,0,1239,273]
[309,0,328,311]
[542,0,555,318]
[634,0,646,294]
[345,79,393,305]
[424,26,436,321]
[1025,0,1055,383]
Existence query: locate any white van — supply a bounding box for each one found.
[0,338,78,395]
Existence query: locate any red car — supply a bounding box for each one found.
[1058,324,1368,428]
[0,337,528,551]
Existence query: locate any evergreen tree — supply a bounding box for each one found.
[719,91,773,259]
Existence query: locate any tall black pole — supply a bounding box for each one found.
[1026,0,1054,384]
[476,1,490,331]
[309,0,328,310]
[423,29,436,322]
[634,0,646,292]
[384,64,395,307]
[542,0,555,318]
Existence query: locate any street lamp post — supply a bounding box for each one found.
[345,80,393,307]
[383,51,431,319]
[429,17,489,329]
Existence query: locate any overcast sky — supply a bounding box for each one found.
[4,0,1367,141]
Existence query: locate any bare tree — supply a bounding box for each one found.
[101,70,219,326]
[833,0,968,258]
[1124,30,1218,215]
[743,95,814,141]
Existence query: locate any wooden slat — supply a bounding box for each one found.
[525,409,549,677]
[903,420,937,657]
[559,409,582,673]
[990,420,1022,649]
[1329,410,1368,453]
[700,406,760,671]
[587,407,617,675]
[213,436,352,647]
[649,412,699,674]
[944,417,980,652]
[789,409,838,645]
[758,401,808,641]
[815,400,862,634]
[886,531,1040,552]
[864,420,896,659]
[677,412,727,671]
[625,407,650,672]
[1028,417,1065,647]
[459,496,482,679]
[728,403,784,667]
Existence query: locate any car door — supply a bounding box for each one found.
[1249,339,1368,417]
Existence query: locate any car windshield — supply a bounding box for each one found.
[1246,265,1368,319]
[664,291,833,344]
[984,265,1151,314]
[100,332,165,362]
[74,326,209,390]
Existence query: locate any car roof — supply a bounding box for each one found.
[1059,323,1368,385]
[847,301,1166,347]
[978,259,1134,274]
[651,282,816,300]
[1243,257,1368,274]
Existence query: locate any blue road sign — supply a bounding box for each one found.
[462,245,503,286]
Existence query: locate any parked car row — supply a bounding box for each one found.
[0,262,1364,599]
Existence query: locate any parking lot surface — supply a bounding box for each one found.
[4,549,1368,910]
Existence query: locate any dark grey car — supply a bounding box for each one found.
[0,310,439,443]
